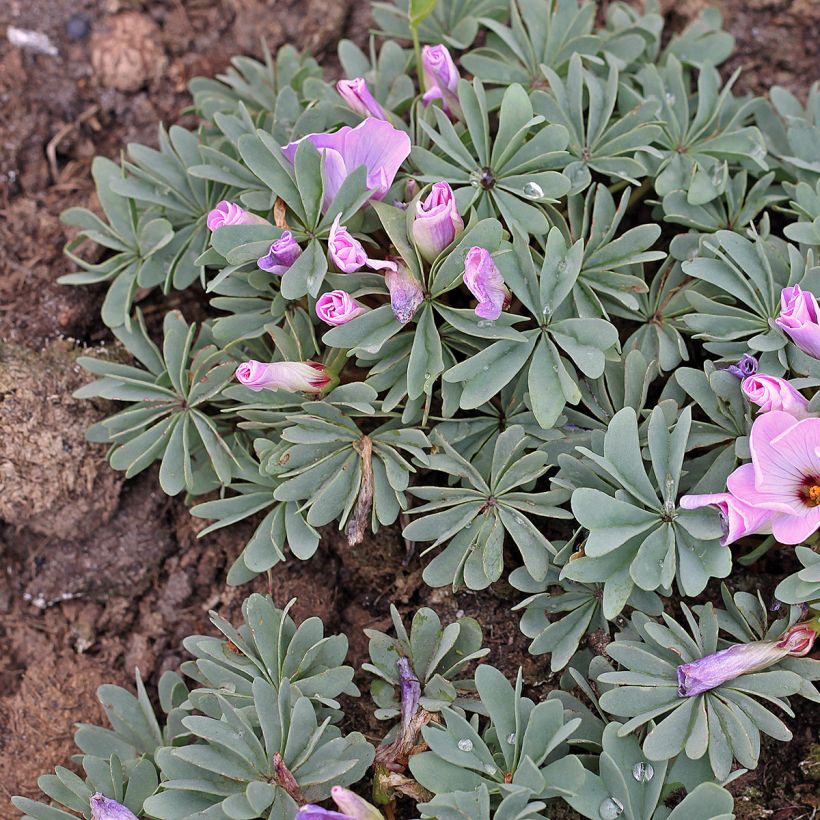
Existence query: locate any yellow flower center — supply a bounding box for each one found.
[805,484,820,507]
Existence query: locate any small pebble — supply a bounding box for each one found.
[66,13,92,41]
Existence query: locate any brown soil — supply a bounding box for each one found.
[0,0,818,817]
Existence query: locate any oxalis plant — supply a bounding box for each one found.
[15,0,820,818]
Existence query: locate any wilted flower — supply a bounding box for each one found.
[463,246,511,321]
[725,353,758,379]
[235,360,331,394]
[421,44,460,115]
[329,213,397,273]
[282,119,411,211]
[742,374,811,419]
[206,200,268,231]
[412,181,464,262]
[677,621,818,697]
[679,491,773,546]
[775,284,820,359]
[336,77,386,120]
[258,231,302,275]
[295,787,384,820]
[385,260,424,325]
[316,290,369,326]
[724,411,820,544]
[90,794,139,820]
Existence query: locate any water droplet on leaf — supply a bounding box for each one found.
[632,761,654,782]
[457,738,474,752]
[664,92,676,105]
[522,181,544,199]
[506,732,516,744]
[599,797,624,819]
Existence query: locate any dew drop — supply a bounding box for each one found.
[557,259,567,272]
[483,763,497,775]
[632,761,655,783]
[506,732,516,744]
[482,365,489,372]
[664,92,676,105]
[457,738,474,752]
[522,181,544,199]
[599,797,624,820]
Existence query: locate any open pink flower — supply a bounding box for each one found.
[235,360,330,394]
[742,374,810,419]
[206,201,268,231]
[329,213,397,273]
[775,284,820,359]
[679,491,773,546]
[421,45,460,115]
[282,119,411,211]
[316,290,369,326]
[336,77,386,120]
[727,411,820,544]
[463,247,511,321]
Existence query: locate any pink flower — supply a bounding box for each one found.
[235,360,331,394]
[328,213,397,273]
[679,491,773,546]
[463,247,511,321]
[726,411,820,544]
[412,181,464,262]
[257,231,302,275]
[206,201,268,231]
[282,119,411,211]
[775,284,820,359]
[742,374,811,419]
[336,77,386,120]
[421,45,460,115]
[316,290,369,326]
[385,260,424,325]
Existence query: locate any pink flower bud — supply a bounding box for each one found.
[329,213,397,274]
[258,231,302,275]
[463,246,511,321]
[336,77,386,120]
[385,260,424,325]
[316,290,369,326]
[412,182,464,262]
[235,360,331,394]
[421,45,460,116]
[775,284,820,359]
[90,794,139,820]
[206,200,268,231]
[742,374,811,419]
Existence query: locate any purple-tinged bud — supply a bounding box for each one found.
[742,374,811,419]
[336,78,386,120]
[206,200,269,231]
[776,285,820,359]
[677,621,818,697]
[421,45,461,116]
[235,360,332,394]
[329,213,397,274]
[724,353,758,379]
[331,787,385,819]
[412,182,464,263]
[90,794,139,820]
[258,231,303,275]
[295,807,348,819]
[385,260,424,325]
[316,290,370,326]
[463,246,511,321]
[397,656,421,732]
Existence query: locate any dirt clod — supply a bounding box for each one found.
[90,12,167,92]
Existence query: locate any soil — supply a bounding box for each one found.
[0,0,818,817]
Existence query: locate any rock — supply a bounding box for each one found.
[90,12,167,92]
[0,340,122,540]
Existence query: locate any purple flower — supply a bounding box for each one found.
[725,353,758,379]
[677,622,818,697]
[90,794,139,820]
[397,656,421,732]
[421,45,460,115]
[463,247,510,321]
[412,181,464,262]
[679,491,773,546]
[295,788,384,820]
[329,213,397,273]
[206,200,268,231]
[775,284,820,359]
[282,120,411,211]
[258,231,303,275]
[296,807,348,820]
[385,260,424,325]
[741,374,811,419]
[316,290,369,326]
[336,77,386,120]
[235,360,331,394]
